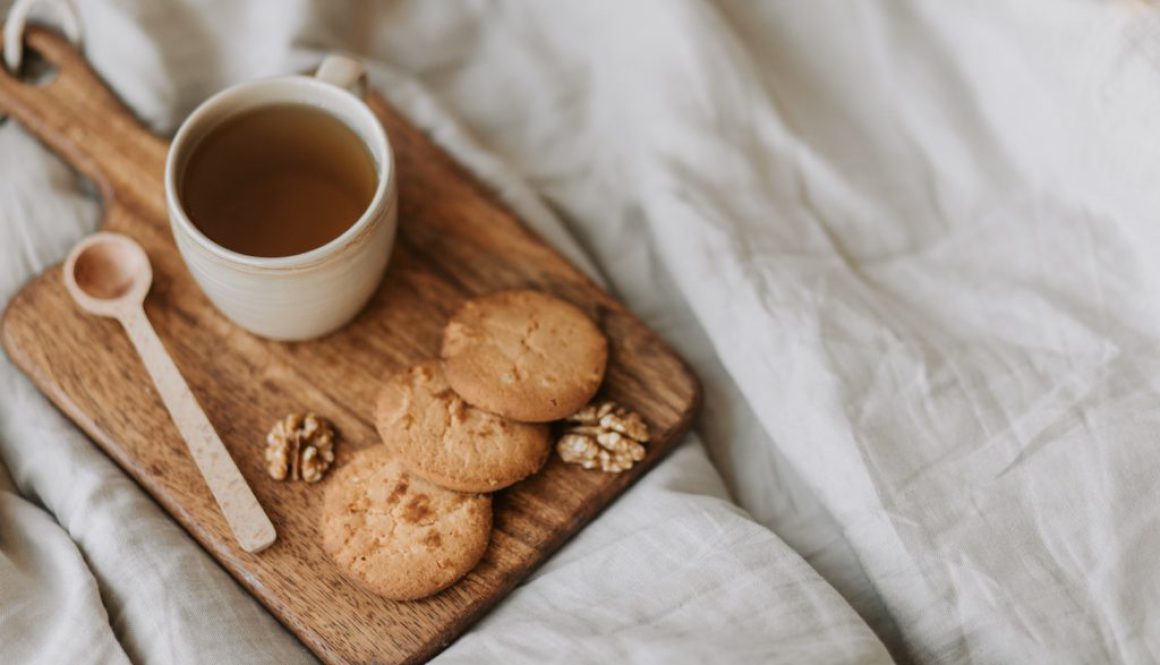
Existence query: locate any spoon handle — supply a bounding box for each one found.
[121,307,276,553]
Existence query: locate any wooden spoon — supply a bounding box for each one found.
[63,232,276,553]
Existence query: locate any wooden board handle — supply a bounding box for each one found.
[0,25,167,213]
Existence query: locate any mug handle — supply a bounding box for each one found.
[314,54,367,99]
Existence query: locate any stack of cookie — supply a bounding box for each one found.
[321,290,608,600]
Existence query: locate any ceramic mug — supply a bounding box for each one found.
[165,55,397,341]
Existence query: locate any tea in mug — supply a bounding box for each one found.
[181,103,377,258]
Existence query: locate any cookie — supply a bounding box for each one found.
[441,290,608,422]
[376,361,550,492]
[321,446,491,600]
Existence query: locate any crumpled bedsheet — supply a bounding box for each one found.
[2,1,1158,664]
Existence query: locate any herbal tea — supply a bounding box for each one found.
[181,103,377,258]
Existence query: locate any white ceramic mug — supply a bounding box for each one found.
[165,55,397,341]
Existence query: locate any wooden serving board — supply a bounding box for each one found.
[0,27,699,665]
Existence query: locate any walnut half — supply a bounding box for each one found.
[265,413,337,483]
[557,401,650,473]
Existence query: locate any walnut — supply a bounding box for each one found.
[557,401,649,473]
[265,413,337,483]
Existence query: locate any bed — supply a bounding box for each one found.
[2,1,1158,663]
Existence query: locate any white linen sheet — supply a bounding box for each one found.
[2,1,1158,663]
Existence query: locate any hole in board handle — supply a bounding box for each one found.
[8,43,60,86]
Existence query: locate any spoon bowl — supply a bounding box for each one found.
[64,232,152,317]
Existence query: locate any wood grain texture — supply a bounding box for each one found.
[0,27,701,665]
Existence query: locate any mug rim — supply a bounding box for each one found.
[165,74,394,271]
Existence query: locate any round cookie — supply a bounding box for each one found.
[321,446,491,600]
[441,290,608,422]
[376,361,550,492]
